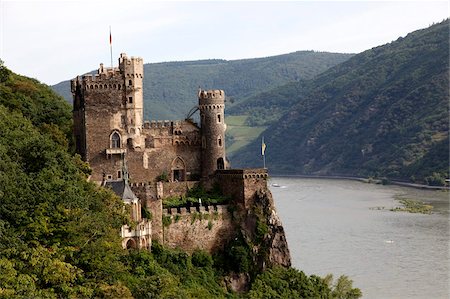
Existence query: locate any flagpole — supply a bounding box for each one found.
[109,26,113,68]
[262,136,266,169]
[263,152,266,169]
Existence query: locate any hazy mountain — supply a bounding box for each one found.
[52,51,353,120]
[231,20,449,184]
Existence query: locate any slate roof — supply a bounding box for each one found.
[104,179,138,203]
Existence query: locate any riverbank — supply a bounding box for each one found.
[270,174,449,191]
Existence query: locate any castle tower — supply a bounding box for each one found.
[119,53,144,148]
[199,89,227,179]
[71,53,144,182]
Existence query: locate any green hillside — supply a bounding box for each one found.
[232,20,449,184]
[52,51,352,120]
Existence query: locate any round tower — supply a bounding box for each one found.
[199,89,227,179]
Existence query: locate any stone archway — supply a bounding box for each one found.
[141,238,147,249]
[171,157,186,182]
[126,238,137,249]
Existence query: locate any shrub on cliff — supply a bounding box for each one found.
[248,267,362,299]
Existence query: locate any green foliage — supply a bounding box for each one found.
[390,198,433,214]
[214,233,253,274]
[233,21,449,182]
[162,215,172,227]
[141,206,153,220]
[0,59,11,83]
[324,274,363,299]
[163,185,230,209]
[0,70,130,297]
[207,220,213,230]
[156,171,169,182]
[248,267,332,299]
[424,172,446,186]
[192,250,213,268]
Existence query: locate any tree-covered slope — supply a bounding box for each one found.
[52,51,352,120]
[232,20,449,184]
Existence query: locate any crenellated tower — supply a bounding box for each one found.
[198,89,227,179]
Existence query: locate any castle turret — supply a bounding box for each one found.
[199,89,227,179]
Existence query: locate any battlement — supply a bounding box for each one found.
[119,53,143,65]
[143,120,180,129]
[198,89,225,105]
[162,204,228,216]
[130,182,153,188]
[215,168,268,179]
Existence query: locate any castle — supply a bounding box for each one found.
[71,54,289,266]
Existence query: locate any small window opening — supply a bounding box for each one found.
[129,80,132,86]
[118,171,122,179]
[217,114,221,123]
[129,97,133,104]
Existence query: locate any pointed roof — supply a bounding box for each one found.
[103,154,138,203]
[104,179,138,203]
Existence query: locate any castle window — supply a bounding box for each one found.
[129,97,133,104]
[118,84,121,90]
[107,174,113,180]
[104,84,107,89]
[217,158,224,170]
[218,137,222,147]
[217,114,221,123]
[111,132,121,148]
[129,80,132,86]
[118,171,122,179]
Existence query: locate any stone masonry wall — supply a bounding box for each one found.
[162,205,236,253]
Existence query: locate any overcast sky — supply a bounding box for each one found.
[1,0,448,85]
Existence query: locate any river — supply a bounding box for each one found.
[270,177,449,299]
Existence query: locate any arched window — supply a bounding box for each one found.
[111,132,121,148]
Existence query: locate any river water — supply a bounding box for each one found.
[270,177,449,299]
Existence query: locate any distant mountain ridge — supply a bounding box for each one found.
[52,51,353,119]
[232,20,449,184]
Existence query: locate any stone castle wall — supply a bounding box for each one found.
[215,169,269,209]
[162,205,236,253]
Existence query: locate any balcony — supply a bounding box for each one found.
[106,148,127,155]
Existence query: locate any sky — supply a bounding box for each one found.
[1,0,448,85]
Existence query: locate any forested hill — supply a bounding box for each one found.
[232,20,449,184]
[52,51,352,119]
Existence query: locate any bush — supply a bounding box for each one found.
[192,250,213,268]
[248,267,332,299]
